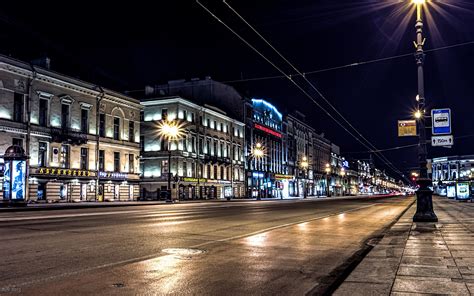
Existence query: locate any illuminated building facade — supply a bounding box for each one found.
[140,96,245,200]
[0,55,141,202]
[247,98,289,199]
[431,155,474,199]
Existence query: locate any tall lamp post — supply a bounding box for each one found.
[300,156,309,199]
[158,119,184,202]
[411,0,438,222]
[251,142,265,200]
[325,164,331,197]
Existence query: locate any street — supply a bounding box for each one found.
[0,195,413,295]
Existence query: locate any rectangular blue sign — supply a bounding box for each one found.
[432,109,452,135]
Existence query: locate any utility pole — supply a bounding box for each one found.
[412,0,438,222]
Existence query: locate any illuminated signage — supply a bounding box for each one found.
[398,120,417,137]
[457,183,470,200]
[38,167,92,177]
[254,124,282,138]
[275,174,293,180]
[99,171,127,180]
[182,178,207,183]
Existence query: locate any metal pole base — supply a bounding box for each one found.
[413,178,438,222]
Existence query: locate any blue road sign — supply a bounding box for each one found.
[432,108,452,135]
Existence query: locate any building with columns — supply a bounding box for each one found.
[140,96,245,200]
[0,55,141,202]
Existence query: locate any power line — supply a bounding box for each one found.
[197,0,408,182]
[222,0,407,181]
[124,40,474,94]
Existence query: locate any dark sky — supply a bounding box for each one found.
[1,0,473,180]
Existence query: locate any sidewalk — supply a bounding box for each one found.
[335,196,474,295]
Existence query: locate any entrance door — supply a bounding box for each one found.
[114,184,120,200]
[37,183,46,201]
[81,184,87,201]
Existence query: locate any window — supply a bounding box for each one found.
[39,98,48,126]
[191,113,195,123]
[80,147,89,170]
[81,109,89,133]
[207,118,210,127]
[99,150,105,171]
[191,137,196,153]
[161,109,168,120]
[213,141,217,156]
[191,163,195,178]
[12,138,23,147]
[129,154,134,173]
[183,110,187,121]
[214,165,218,180]
[199,138,203,154]
[207,165,211,178]
[99,113,106,137]
[61,103,70,129]
[220,123,224,131]
[206,139,211,155]
[38,142,47,167]
[220,143,224,158]
[140,136,144,152]
[200,116,203,125]
[220,166,224,180]
[129,121,135,142]
[113,117,120,140]
[13,93,24,122]
[214,121,217,130]
[140,111,144,121]
[114,152,120,172]
[61,145,70,168]
[183,161,187,177]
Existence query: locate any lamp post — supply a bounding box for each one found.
[300,156,309,199]
[158,119,184,202]
[411,0,438,222]
[325,163,331,197]
[251,142,265,200]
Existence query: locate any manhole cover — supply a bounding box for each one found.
[161,248,205,256]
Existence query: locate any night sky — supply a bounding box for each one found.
[1,0,473,180]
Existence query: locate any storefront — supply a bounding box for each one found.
[178,177,244,200]
[99,171,140,201]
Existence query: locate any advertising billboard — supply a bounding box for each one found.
[11,160,26,200]
[3,162,10,200]
[447,185,456,199]
[398,120,417,137]
[457,183,470,200]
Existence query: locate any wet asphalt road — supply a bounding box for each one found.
[0,196,414,295]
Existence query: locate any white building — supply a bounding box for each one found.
[140,96,245,200]
[0,55,142,202]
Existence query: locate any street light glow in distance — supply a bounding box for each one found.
[412,0,426,5]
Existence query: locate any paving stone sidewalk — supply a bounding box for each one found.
[335,196,474,295]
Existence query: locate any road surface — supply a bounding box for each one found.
[0,196,414,295]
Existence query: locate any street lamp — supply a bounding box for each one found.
[410,0,438,222]
[251,142,265,200]
[158,119,184,202]
[325,163,331,197]
[300,156,309,199]
[340,168,346,196]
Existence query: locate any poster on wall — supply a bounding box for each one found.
[447,185,456,199]
[3,162,10,199]
[11,160,26,200]
[456,183,470,200]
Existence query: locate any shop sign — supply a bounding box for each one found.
[398,120,417,137]
[99,171,127,180]
[457,182,470,200]
[38,167,92,177]
[182,177,207,183]
[254,123,282,138]
[275,174,293,180]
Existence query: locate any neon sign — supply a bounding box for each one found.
[254,123,282,138]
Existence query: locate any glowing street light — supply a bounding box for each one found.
[158,119,185,201]
[414,110,422,119]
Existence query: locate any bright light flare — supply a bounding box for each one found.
[157,120,185,141]
[414,110,422,119]
[252,142,265,159]
[412,0,426,5]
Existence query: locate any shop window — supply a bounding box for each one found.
[13,93,24,122]
[114,152,120,172]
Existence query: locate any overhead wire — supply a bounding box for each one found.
[222,0,407,180]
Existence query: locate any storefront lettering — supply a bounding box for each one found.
[37,167,92,177]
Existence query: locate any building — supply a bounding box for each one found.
[313,133,332,196]
[140,96,245,200]
[0,55,142,202]
[431,155,474,198]
[247,98,289,199]
[286,111,315,197]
